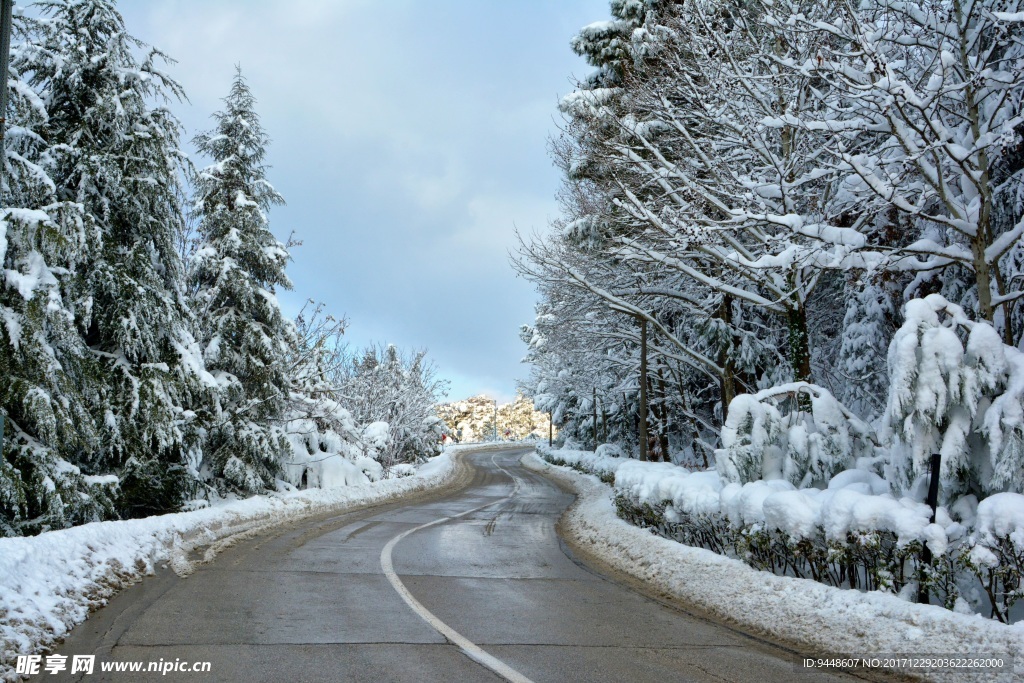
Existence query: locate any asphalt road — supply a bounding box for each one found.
[36,448,862,683]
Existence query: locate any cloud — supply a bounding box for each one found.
[117,0,606,401]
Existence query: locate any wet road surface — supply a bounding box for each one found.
[38,448,862,682]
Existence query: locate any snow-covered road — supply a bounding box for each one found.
[32,450,864,682]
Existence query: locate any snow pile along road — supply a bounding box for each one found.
[524,453,1024,683]
[0,445,504,680]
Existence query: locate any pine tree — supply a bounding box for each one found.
[3,1,206,527]
[838,275,898,421]
[189,68,294,493]
[0,12,113,534]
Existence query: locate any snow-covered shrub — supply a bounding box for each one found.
[717,383,877,488]
[118,458,191,519]
[883,295,1024,499]
[360,422,391,462]
[388,464,416,479]
[960,493,1024,623]
[595,443,624,459]
[536,444,622,484]
[541,448,1024,622]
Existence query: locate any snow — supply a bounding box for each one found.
[0,444,506,681]
[361,421,390,449]
[883,295,1024,496]
[524,453,1024,682]
[976,493,1024,545]
[542,445,1024,615]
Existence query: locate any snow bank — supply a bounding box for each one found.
[545,445,955,546]
[540,446,625,482]
[0,444,505,681]
[524,453,1024,682]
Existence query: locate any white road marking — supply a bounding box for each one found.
[380,453,536,683]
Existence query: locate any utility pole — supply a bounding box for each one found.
[592,387,598,452]
[0,0,12,195]
[639,317,649,462]
[548,411,553,447]
[493,398,498,442]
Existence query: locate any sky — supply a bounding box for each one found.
[108,0,608,404]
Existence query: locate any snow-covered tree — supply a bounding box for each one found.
[717,383,877,487]
[0,13,114,534]
[792,1,1024,344]
[278,302,383,489]
[333,344,448,470]
[518,0,852,455]
[189,68,293,493]
[883,295,1024,499]
[837,275,900,420]
[13,0,211,520]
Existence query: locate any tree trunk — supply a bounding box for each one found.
[787,302,812,383]
[623,392,630,446]
[639,317,649,462]
[717,295,736,423]
[656,367,671,462]
[646,372,662,462]
[680,385,708,468]
[602,404,608,443]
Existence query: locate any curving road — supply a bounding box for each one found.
[37,448,863,682]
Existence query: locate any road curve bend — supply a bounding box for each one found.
[37,449,862,682]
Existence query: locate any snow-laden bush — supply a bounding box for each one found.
[540,448,1024,622]
[716,383,877,488]
[535,444,622,484]
[594,443,624,459]
[883,295,1024,499]
[961,493,1024,623]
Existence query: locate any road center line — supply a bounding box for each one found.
[379,453,536,683]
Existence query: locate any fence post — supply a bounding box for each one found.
[918,452,941,604]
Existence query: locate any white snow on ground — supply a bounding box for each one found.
[523,452,1024,683]
[0,444,505,682]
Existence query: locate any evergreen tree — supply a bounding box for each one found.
[3,1,207,528]
[837,276,898,421]
[189,68,294,493]
[0,13,112,535]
